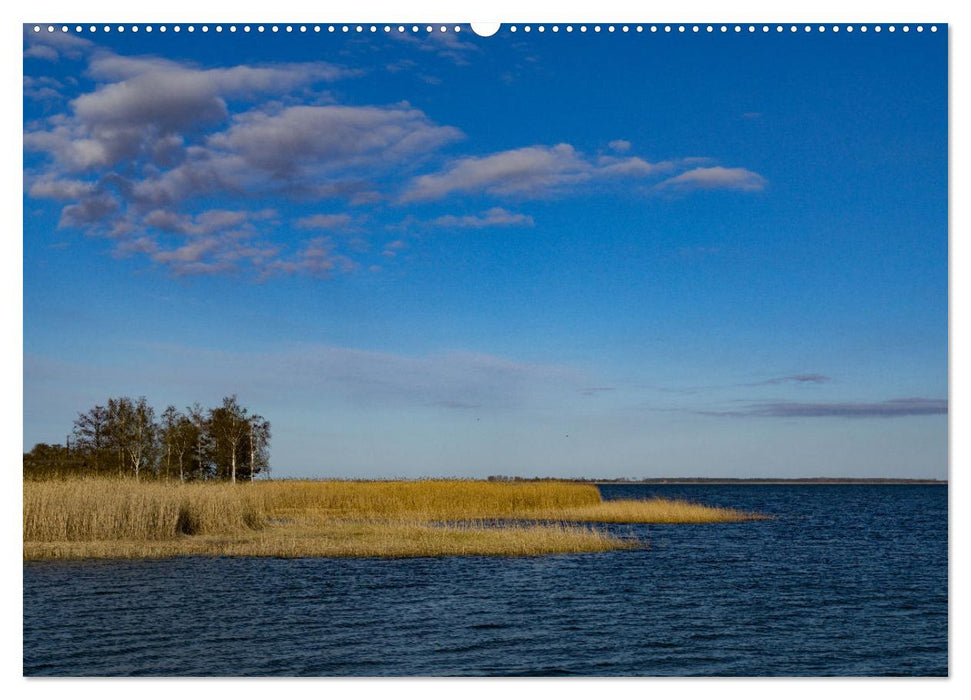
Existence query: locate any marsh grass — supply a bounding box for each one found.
[23,479,262,541]
[247,479,604,522]
[24,521,625,560]
[536,498,764,524]
[23,478,762,561]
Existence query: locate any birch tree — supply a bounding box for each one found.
[246,414,271,481]
[161,407,196,481]
[209,396,249,484]
[109,397,157,479]
[187,403,212,481]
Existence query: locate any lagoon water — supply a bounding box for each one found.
[23,485,947,676]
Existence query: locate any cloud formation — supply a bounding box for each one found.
[24,34,768,280]
[700,397,947,418]
[400,144,682,201]
[657,166,767,193]
[296,213,354,230]
[206,104,462,179]
[430,207,534,228]
[753,374,832,386]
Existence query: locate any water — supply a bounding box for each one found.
[23,485,947,676]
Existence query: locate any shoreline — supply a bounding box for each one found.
[581,478,947,485]
[24,478,765,561]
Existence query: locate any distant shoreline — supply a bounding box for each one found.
[578,478,947,485]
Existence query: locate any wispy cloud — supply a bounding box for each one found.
[389,29,482,66]
[400,144,679,202]
[699,397,947,418]
[28,343,584,411]
[23,28,92,61]
[430,207,534,229]
[656,166,767,193]
[295,213,354,230]
[750,374,832,386]
[580,386,615,397]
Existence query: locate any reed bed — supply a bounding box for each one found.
[23,478,761,561]
[532,497,765,523]
[24,521,626,561]
[23,479,262,541]
[247,479,603,522]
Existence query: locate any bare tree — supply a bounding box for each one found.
[161,407,196,481]
[72,404,109,473]
[247,414,271,481]
[187,403,211,481]
[209,396,249,484]
[109,397,157,479]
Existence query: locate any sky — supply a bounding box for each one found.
[22,24,947,479]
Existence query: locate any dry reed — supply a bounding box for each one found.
[23,478,761,561]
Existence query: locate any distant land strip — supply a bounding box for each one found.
[575,478,947,485]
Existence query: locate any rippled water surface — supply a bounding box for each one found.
[23,485,947,676]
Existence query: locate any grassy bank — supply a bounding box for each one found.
[23,478,763,561]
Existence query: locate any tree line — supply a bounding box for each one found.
[24,395,270,482]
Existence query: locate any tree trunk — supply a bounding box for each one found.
[250,422,256,482]
[178,453,184,482]
[230,449,236,484]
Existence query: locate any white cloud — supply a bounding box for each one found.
[261,237,356,279]
[23,29,93,61]
[296,213,353,230]
[401,144,679,202]
[400,144,592,201]
[656,166,767,192]
[24,41,768,282]
[207,104,462,177]
[430,207,535,228]
[25,54,359,172]
[27,176,97,200]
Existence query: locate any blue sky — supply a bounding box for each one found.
[23,25,947,478]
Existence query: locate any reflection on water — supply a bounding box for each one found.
[24,485,947,676]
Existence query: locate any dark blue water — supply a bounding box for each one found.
[23,485,947,676]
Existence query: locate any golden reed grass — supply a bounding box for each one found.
[23,478,763,561]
